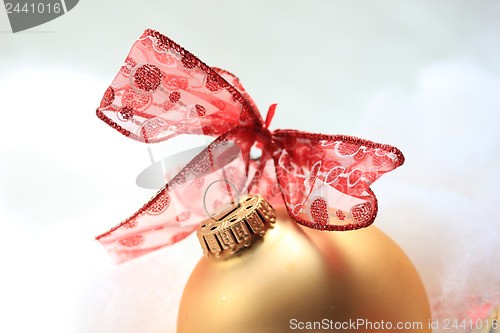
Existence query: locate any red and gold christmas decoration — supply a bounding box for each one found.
[93,29,431,333]
[95,29,404,264]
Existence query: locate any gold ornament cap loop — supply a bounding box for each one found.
[197,194,275,258]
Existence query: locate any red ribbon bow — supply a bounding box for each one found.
[96,29,404,263]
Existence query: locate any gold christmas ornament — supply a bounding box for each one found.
[178,194,431,333]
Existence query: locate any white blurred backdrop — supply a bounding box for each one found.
[1,1,499,332]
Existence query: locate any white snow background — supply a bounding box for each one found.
[0,1,499,332]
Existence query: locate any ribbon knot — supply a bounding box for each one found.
[95,29,404,263]
[264,104,277,130]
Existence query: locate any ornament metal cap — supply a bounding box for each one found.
[197,194,276,258]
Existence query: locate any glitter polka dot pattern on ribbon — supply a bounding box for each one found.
[146,192,170,215]
[337,141,360,156]
[117,106,134,122]
[351,202,373,224]
[310,197,329,226]
[122,88,152,111]
[119,234,145,247]
[169,91,181,103]
[181,53,197,69]
[132,64,163,92]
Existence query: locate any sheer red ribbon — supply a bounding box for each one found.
[96,29,405,263]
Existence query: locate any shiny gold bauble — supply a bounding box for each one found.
[177,202,431,333]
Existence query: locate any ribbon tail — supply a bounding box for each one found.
[96,133,253,263]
